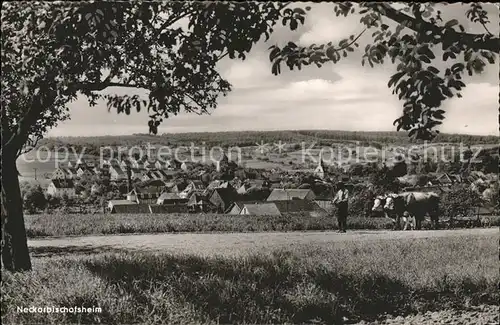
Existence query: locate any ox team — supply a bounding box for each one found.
[371,191,440,230]
[332,180,440,232]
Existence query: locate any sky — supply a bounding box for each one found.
[48,3,499,137]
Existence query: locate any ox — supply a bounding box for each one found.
[372,192,440,230]
[372,194,406,230]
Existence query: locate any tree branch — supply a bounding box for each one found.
[4,94,48,155]
[372,3,499,52]
[77,81,147,92]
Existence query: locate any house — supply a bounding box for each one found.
[167,159,182,170]
[76,158,92,167]
[180,162,189,171]
[274,200,327,216]
[107,200,150,213]
[93,166,110,177]
[209,188,238,213]
[435,173,461,185]
[157,192,188,205]
[149,204,189,214]
[239,203,282,216]
[140,179,166,190]
[207,180,233,190]
[225,200,260,215]
[65,168,78,179]
[119,158,130,168]
[129,168,145,180]
[314,192,334,211]
[127,187,163,204]
[46,179,76,198]
[269,183,283,190]
[52,168,70,180]
[153,169,171,180]
[248,179,268,189]
[131,156,149,169]
[167,182,188,194]
[109,165,126,181]
[237,183,253,195]
[187,192,213,212]
[90,183,100,195]
[265,173,282,184]
[402,185,450,193]
[142,172,155,182]
[180,180,205,196]
[266,189,316,202]
[144,160,156,170]
[148,169,172,181]
[231,178,243,190]
[155,160,170,170]
[468,171,487,184]
[76,166,95,179]
[226,201,246,215]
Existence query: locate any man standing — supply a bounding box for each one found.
[332,181,349,233]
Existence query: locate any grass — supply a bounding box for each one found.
[25,212,500,238]
[25,213,397,238]
[2,234,497,324]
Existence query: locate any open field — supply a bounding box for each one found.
[3,232,497,324]
[25,213,500,239]
[38,130,500,148]
[25,213,397,238]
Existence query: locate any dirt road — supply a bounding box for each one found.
[29,228,497,258]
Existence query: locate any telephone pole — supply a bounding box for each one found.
[33,168,37,181]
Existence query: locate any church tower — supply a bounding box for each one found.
[314,151,328,179]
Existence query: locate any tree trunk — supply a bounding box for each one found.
[1,153,32,271]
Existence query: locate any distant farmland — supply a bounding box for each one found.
[38,129,499,149]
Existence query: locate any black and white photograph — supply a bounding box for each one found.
[1,1,499,324]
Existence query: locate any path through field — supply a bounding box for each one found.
[29,228,497,258]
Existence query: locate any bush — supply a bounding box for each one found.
[440,185,483,220]
[349,187,377,218]
[23,185,47,214]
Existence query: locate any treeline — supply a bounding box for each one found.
[38,130,499,151]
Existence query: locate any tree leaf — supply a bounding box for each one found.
[444,19,459,28]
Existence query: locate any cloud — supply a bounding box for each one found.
[439,82,498,135]
[48,3,498,137]
[298,3,363,46]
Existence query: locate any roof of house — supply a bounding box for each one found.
[274,200,324,213]
[136,155,149,163]
[111,203,151,214]
[211,188,237,206]
[51,179,75,189]
[241,203,282,216]
[239,183,252,190]
[225,200,261,213]
[110,165,125,175]
[157,192,184,202]
[149,204,188,213]
[266,189,314,201]
[108,200,137,206]
[78,166,95,174]
[436,173,461,184]
[188,192,211,206]
[247,179,266,187]
[140,179,166,188]
[191,180,205,188]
